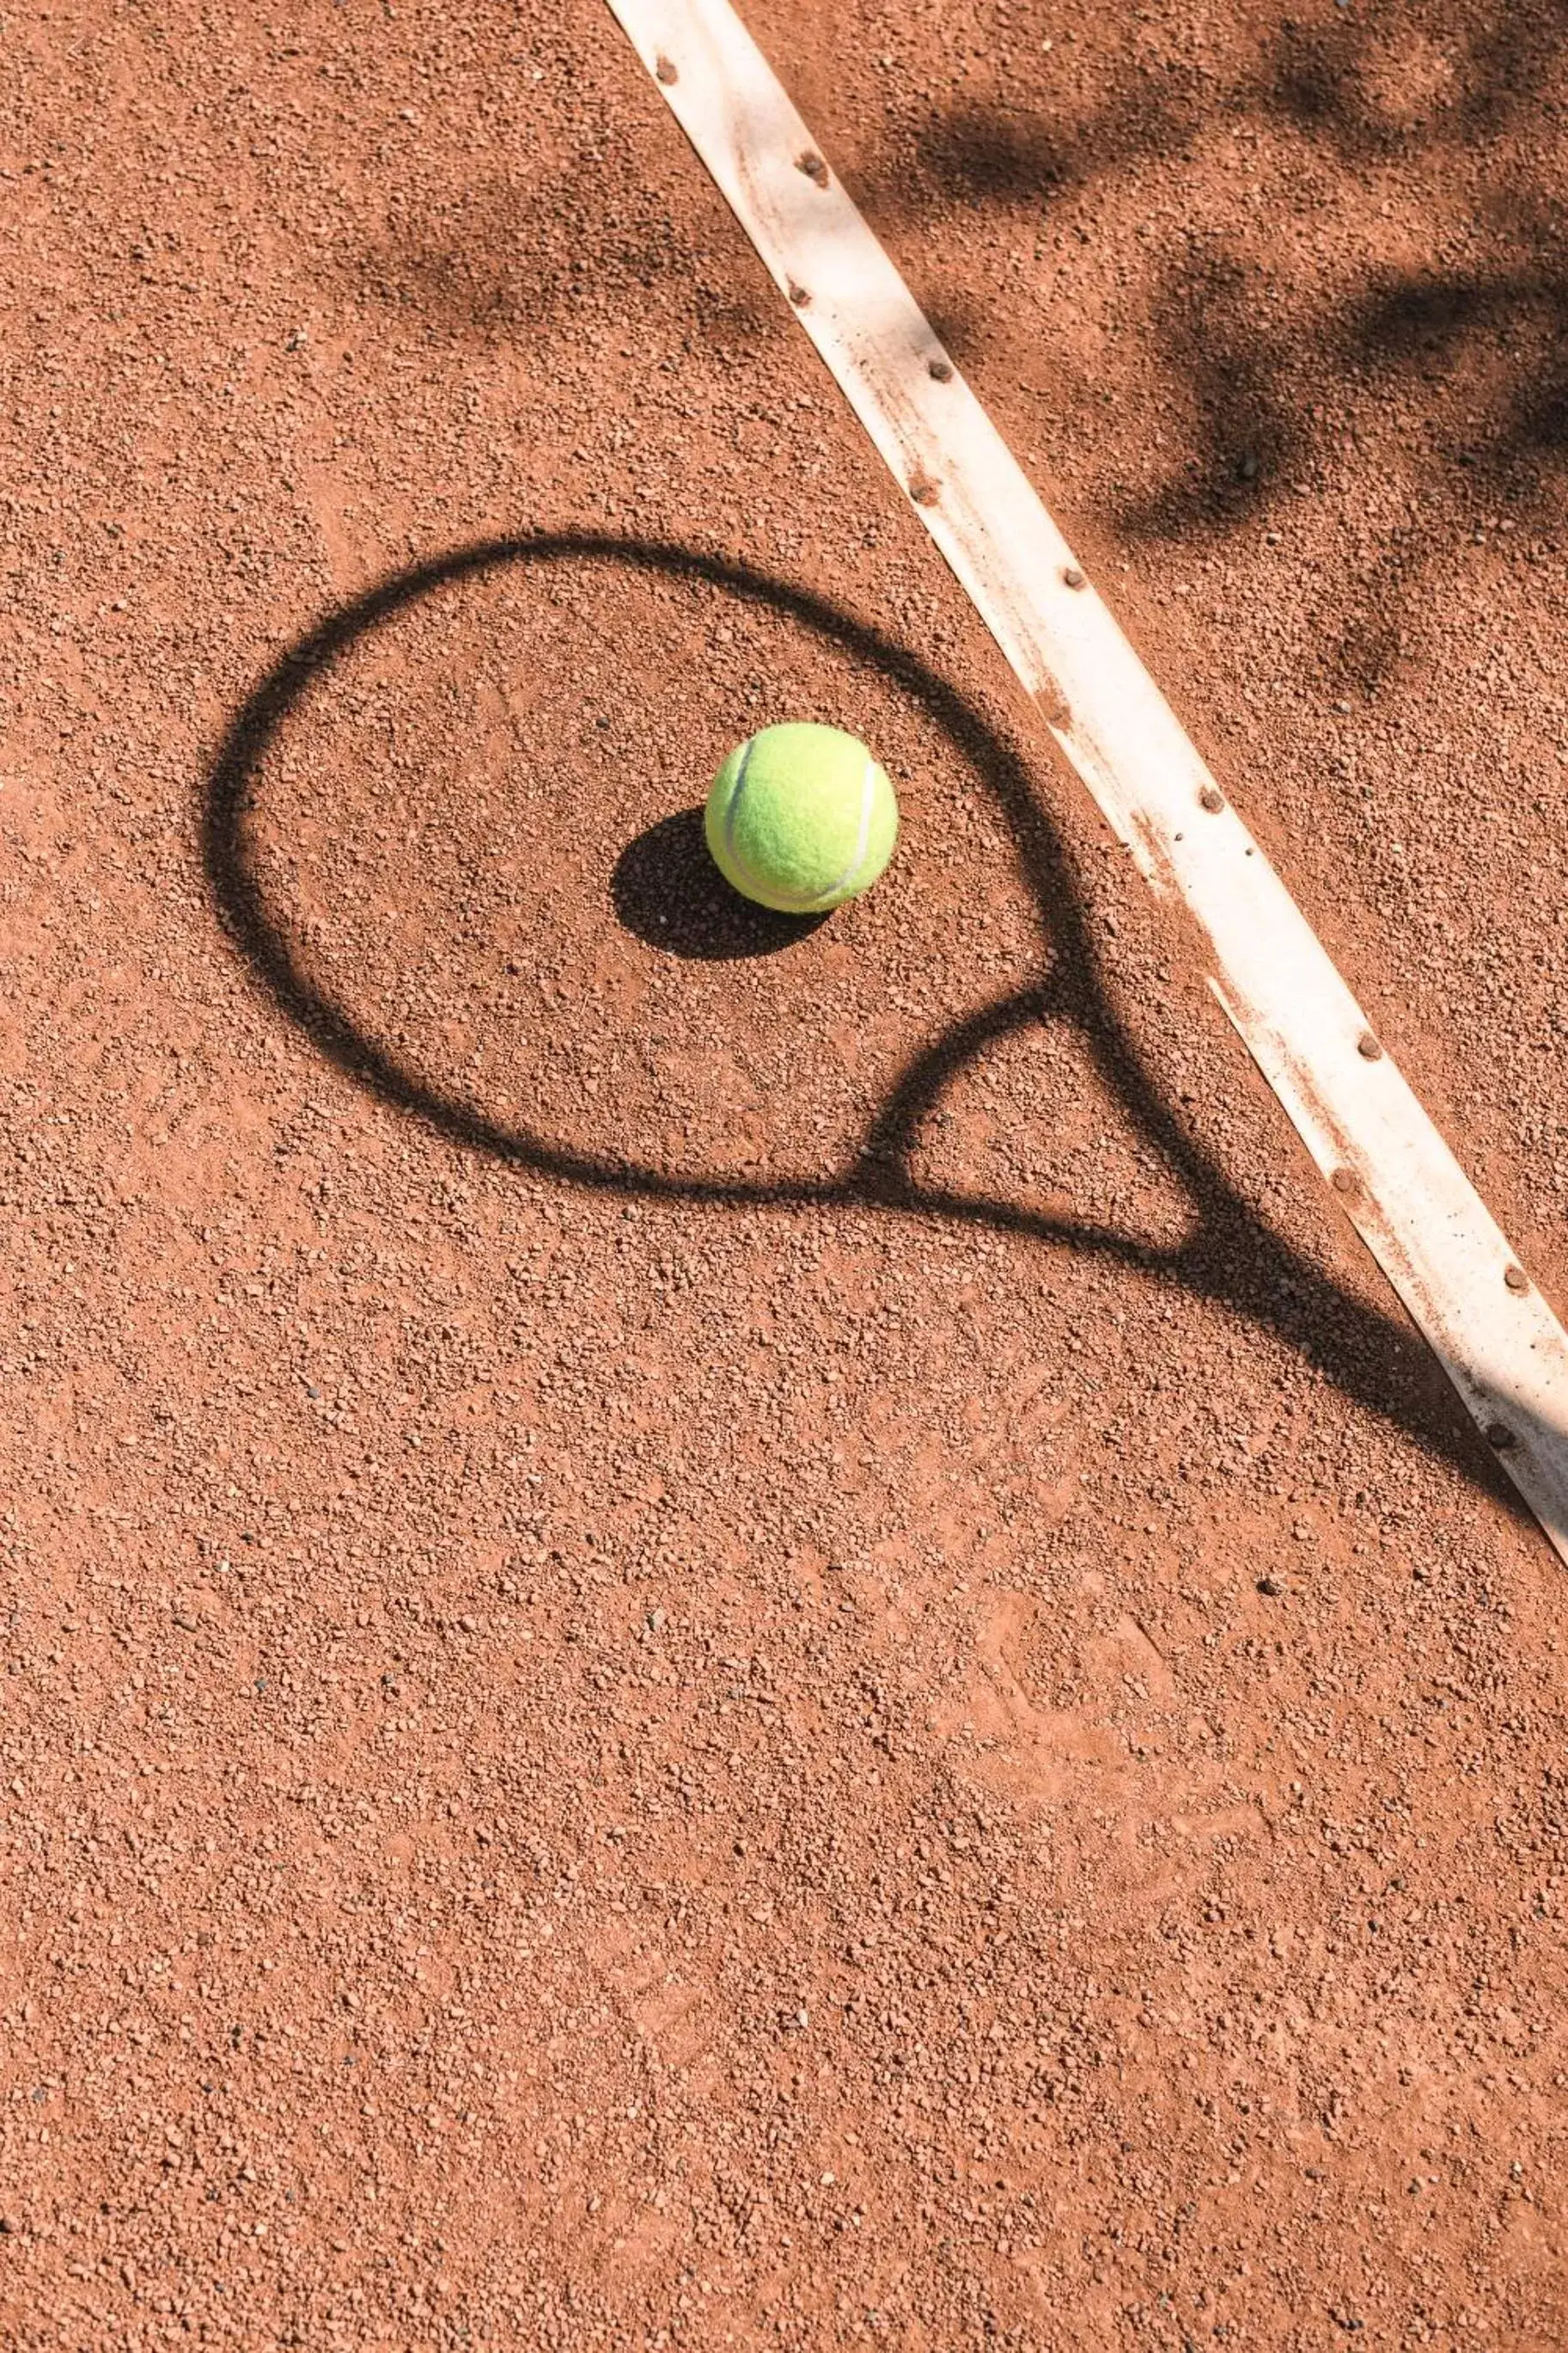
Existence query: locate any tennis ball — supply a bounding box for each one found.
[704,722,899,915]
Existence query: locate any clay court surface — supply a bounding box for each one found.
[5,0,1568,2344]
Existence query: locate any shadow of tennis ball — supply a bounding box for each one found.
[610,807,827,961]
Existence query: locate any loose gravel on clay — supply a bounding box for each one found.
[4,2,1568,2347]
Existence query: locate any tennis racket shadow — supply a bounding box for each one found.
[201,532,1537,1526]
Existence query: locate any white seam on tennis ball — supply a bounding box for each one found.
[723,732,758,871]
[815,749,878,901]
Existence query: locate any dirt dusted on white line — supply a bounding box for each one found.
[3,2,1567,2348]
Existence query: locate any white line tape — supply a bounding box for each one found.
[605,0,1568,1564]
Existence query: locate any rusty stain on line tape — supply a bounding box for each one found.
[604,0,1568,1566]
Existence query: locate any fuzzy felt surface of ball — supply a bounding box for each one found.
[703,722,899,914]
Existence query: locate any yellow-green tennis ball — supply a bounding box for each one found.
[704,722,899,915]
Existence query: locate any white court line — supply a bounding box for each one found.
[604,0,1568,1566]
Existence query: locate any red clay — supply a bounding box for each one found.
[3,3,1567,2347]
